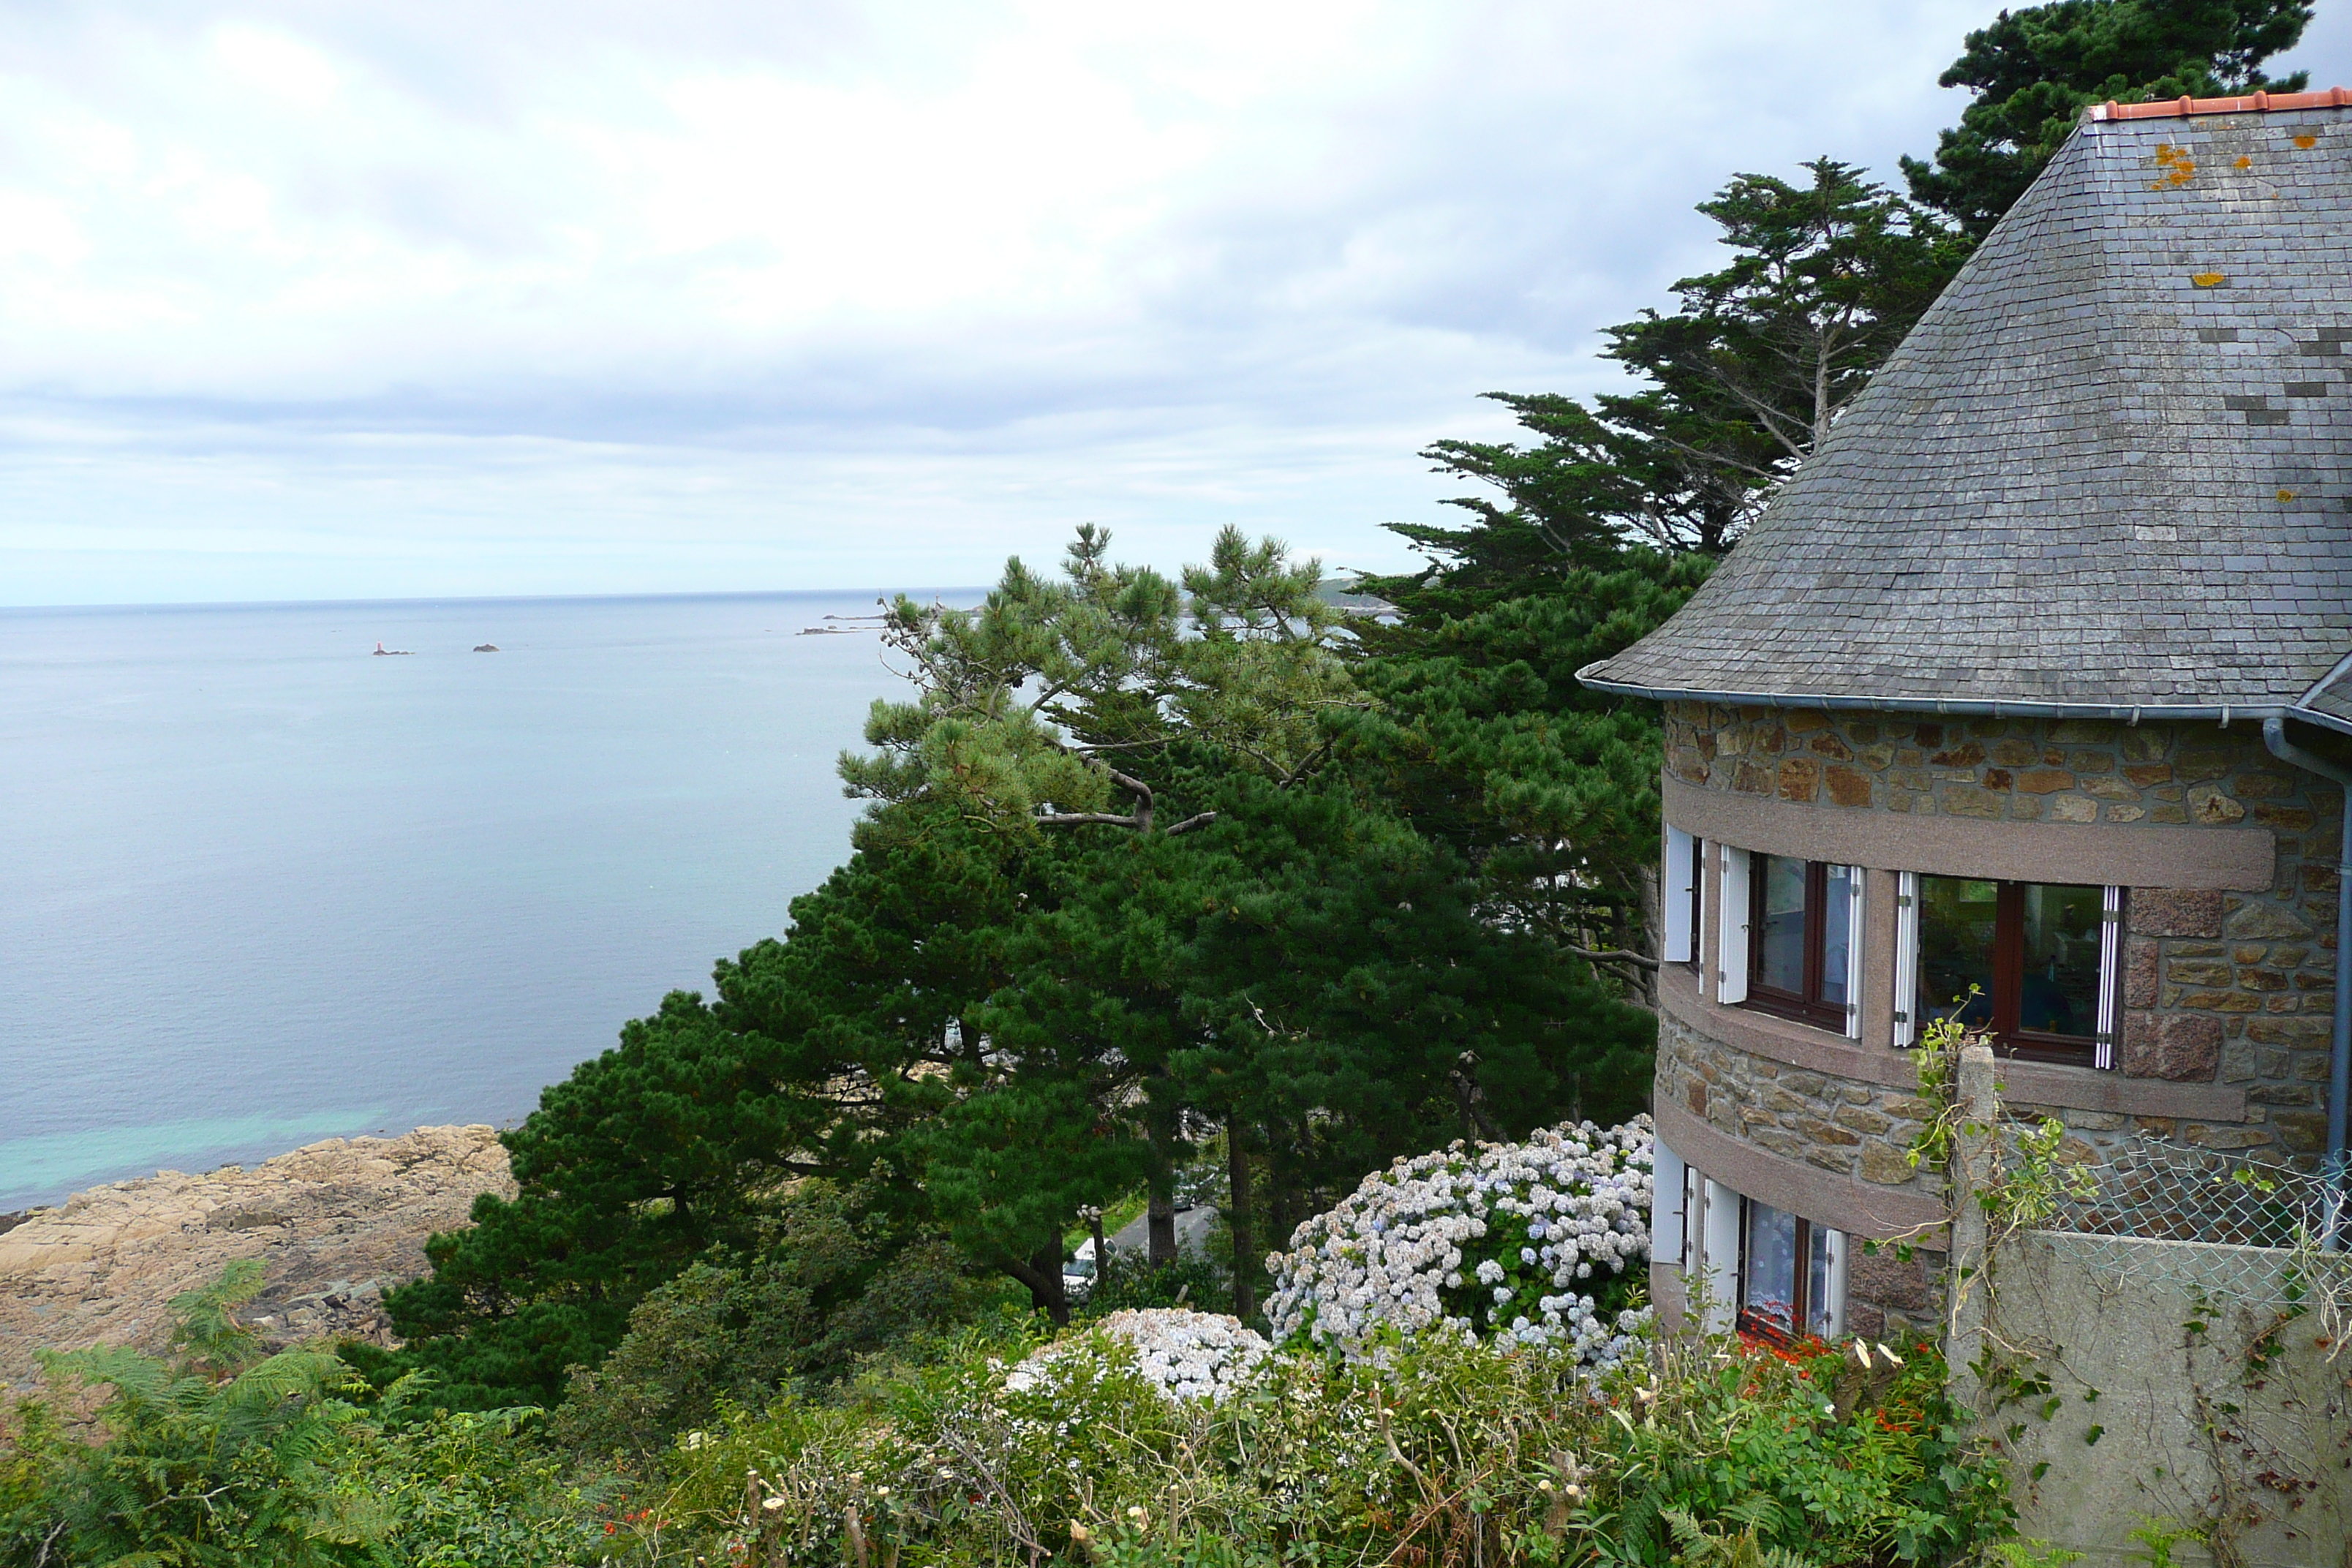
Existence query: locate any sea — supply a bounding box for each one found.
[0,591,961,1212]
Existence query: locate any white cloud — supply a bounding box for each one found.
[1,0,2342,603]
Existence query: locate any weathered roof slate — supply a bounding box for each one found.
[1579,103,2352,732]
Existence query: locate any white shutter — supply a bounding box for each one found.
[1700,1177,1742,1334]
[1892,871,1920,1049]
[1651,1139,1688,1268]
[1662,827,1695,965]
[1817,1228,1848,1339]
[1717,848,1752,1005]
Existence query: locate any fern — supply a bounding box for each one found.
[1664,1507,1818,1567]
[16,1266,385,1567]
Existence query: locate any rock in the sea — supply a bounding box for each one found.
[473,644,499,652]
[0,1125,513,1392]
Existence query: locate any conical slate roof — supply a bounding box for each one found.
[1580,94,2352,731]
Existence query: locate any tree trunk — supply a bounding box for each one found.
[1450,1055,1504,1142]
[1011,1242,1069,1325]
[1226,1118,1256,1321]
[1264,1131,1296,1262]
[1147,1186,1176,1268]
[1088,1210,1109,1285]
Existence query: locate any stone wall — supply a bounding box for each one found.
[1659,1013,1946,1336]
[1661,1013,1932,1194]
[1660,705,2340,1165]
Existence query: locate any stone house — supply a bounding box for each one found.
[1579,91,2352,1346]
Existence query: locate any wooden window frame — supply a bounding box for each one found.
[1744,856,1848,1031]
[1918,878,2116,1067]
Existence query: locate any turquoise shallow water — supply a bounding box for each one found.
[0,591,946,1210]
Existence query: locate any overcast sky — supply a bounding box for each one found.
[1,2,2344,606]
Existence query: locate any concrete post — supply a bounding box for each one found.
[1946,1044,1997,1417]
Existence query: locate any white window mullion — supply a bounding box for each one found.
[1718,848,1752,1005]
[1663,827,1695,965]
[1892,871,1920,1049]
[2096,885,2124,1070]
[1844,867,1866,1040]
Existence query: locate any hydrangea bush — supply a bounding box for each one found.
[1264,1115,1654,1363]
[1005,1308,1269,1404]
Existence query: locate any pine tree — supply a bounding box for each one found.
[1904,0,2313,236]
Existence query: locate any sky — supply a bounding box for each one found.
[2,2,2345,606]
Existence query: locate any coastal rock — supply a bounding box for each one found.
[0,1125,512,1393]
[474,644,499,652]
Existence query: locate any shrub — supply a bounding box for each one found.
[1262,1115,1652,1362]
[0,1262,382,1568]
[549,1181,1010,1465]
[1079,1249,1230,1318]
[647,1315,2009,1567]
[0,1264,600,1568]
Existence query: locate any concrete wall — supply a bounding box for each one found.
[1976,1232,2351,1567]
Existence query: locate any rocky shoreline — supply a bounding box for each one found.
[0,1125,513,1394]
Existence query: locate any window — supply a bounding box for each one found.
[1744,854,1859,1032]
[1739,1199,1842,1341]
[1915,877,2122,1066]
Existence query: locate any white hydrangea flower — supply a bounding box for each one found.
[1262,1115,1654,1373]
[1004,1308,1271,1404]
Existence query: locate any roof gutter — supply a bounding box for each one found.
[2262,717,2352,1248]
[1572,663,2352,737]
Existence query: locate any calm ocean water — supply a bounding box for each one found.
[0,591,954,1211]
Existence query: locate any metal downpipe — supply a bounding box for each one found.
[2261,716,2352,1246]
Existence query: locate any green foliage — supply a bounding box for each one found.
[0,1266,595,1568]
[2125,1515,2206,1567]
[1363,164,1964,587]
[331,1404,598,1568]
[1346,161,1962,989]
[644,1319,2009,1567]
[1342,556,1712,986]
[1080,1251,1232,1318]
[2,1263,376,1567]
[385,806,1045,1405]
[388,515,1658,1387]
[843,521,1355,835]
[1605,159,1970,489]
[1904,0,2313,235]
[548,1180,1011,1466]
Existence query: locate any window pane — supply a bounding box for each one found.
[1757,855,1808,995]
[1806,1227,1836,1338]
[1820,864,1855,1007]
[2019,883,2103,1037]
[1743,1200,1798,1334]
[1918,875,1998,1030]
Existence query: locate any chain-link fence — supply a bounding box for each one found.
[2034,1139,2351,1311]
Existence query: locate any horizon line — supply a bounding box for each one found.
[0,585,994,616]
